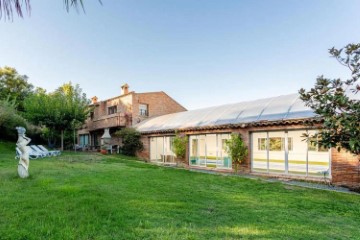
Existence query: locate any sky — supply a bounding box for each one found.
[1,0,360,110]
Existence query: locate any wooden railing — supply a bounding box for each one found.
[85,112,130,131]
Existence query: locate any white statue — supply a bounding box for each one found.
[16,126,31,178]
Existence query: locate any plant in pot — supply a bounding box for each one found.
[225,133,248,173]
[100,145,107,154]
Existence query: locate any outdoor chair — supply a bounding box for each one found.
[15,147,41,160]
[38,145,61,156]
[26,146,45,158]
[30,145,50,157]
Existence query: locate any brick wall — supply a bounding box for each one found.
[331,149,360,189]
[137,136,150,160]
[132,92,187,125]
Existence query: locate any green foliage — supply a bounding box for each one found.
[24,82,90,149]
[299,43,360,155]
[172,133,188,159]
[0,98,28,140]
[115,128,144,156]
[0,66,34,112]
[225,133,248,172]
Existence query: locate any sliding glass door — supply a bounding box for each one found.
[189,133,232,169]
[251,130,330,178]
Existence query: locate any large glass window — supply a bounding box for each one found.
[252,130,330,178]
[288,131,307,175]
[189,134,232,169]
[252,132,268,172]
[150,136,175,163]
[268,132,286,173]
[307,130,330,176]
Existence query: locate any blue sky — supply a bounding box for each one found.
[1,0,360,109]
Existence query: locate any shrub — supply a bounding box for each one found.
[225,133,248,173]
[115,128,143,156]
[172,133,188,159]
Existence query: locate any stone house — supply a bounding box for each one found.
[77,84,186,149]
[135,93,359,189]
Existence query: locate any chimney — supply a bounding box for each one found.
[121,83,129,95]
[91,96,98,104]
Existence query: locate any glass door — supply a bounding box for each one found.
[268,132,286,174]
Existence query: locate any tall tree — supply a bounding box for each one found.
[299,43,360,156]
[0,66,34,112]
[0,0,101,20]
[0,97,28,140]
[24,82,90,150]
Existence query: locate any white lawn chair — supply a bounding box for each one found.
[26,146,45,158]
[30,145,49,157]
[16,147,41,160]
[38,145,61,156]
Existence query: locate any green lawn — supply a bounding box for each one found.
[1,141,359,239]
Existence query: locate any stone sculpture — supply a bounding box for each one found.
[16,126,31,178]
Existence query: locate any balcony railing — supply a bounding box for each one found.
[85,112,129,131]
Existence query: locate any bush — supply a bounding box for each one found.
[115,128,143,156]
[225,133,248,173]
[172,133,188,159]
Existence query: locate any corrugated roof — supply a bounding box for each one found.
[135,93,317,133]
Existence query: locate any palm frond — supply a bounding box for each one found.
[0,0,102,20]
[0,0,30,21]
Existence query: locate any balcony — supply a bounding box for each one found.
[86,112,130,131]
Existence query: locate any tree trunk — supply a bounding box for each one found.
[61,130,64,151]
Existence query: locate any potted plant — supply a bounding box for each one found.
[100,145,107,154]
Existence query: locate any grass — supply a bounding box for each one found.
[1,141,360,239]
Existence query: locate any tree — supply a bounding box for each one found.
[0,66,34,112]
[0,98,28,140]
[299,43,360,156]
[172,133,187,159]
[0,0,101,21]
[114,128,143,156]
[24,82,90,150]
[225,133,248,173]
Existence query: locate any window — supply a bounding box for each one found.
[79,134,89,146]
[169,136,174,151]
[90,111,94,120]
[108,106,117,115]
[191,139,198,156]
[139,104,148,116]
[308,137,328,152]
[258,138,267,151]
[270,137,293,151]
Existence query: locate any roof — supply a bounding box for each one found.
[135,93,317,133]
